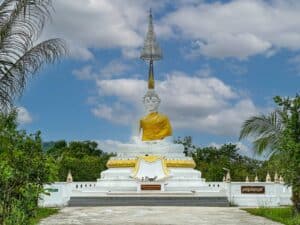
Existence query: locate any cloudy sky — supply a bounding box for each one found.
[18,0,300,157]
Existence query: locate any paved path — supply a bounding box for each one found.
[39,207,282,225]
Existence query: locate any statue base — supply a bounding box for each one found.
[95,167,206,192]
[95,141,208,192]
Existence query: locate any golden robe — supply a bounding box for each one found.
[140,112,172,141]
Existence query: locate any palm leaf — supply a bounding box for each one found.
[0,38,67,110]
[0,0,67,112]
[239,111,284,154]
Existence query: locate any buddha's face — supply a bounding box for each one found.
[144,96,160,113]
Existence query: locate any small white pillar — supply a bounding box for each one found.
[226,171,231,183]
[245,176,249,182]
[66,170,73,183]
[266,172,272,182]
[274,172,279,183]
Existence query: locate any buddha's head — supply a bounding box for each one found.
[143,90,161,113]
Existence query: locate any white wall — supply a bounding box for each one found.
[39,181,292,207]
[227,182,292,207]
[39,183,72,207]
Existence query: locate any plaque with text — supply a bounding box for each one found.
[241,186,265,194]
[141,184,161,191]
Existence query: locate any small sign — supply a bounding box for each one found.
[46,188,59,193]
[141,184,161,191]
[241,186,265,194]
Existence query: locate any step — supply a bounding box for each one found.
[68,196,229,207]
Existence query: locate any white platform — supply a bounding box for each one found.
[96,167,207,192]
[110,141,186,158]
[95,141,208,193]
[38,141,292,208]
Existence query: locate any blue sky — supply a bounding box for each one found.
[17,0,300,157]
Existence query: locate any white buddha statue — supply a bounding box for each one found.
[139,90,172,142]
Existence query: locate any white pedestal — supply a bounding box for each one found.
[92,142,208,193]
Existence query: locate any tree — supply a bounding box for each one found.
[0,111,57,225]
[240,94,300,212]
[174,136,196,156]
[46,140,112,181]
[175,137,269,182]
[191,143,265,182]
[0,0,67,112]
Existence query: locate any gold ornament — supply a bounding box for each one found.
[132,155,170,178]
[106,156,196,168]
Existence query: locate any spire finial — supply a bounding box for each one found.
[141,9,162,90]
[140,9,162,61]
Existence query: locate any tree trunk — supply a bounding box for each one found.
[292,189,300,213]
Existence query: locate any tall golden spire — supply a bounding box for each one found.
[140,9,162,90]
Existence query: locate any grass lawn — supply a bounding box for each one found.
[30,208,59,224]
[243,207,300,225]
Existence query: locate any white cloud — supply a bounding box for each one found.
[17,107,33,125]
[163,0,300,59]
[92,71,260,136]
[96,78,145,103]
[73,65,96,80]
[96,139,124,153]
[45,0,167,60]
[43,0,300,61]
[91,102,134,125]
[100,60,131,78]
[73,60,131,80]
[198,33,271,60]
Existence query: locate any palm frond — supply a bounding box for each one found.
[0,0,67,112]
[0,38,67,110]
[239,111,284,154]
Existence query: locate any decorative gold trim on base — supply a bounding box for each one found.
[132,155,170,178]
[106,159,135,168]
[165,159,196,168]
[106,156,196,168]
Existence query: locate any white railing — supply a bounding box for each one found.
[71,182,97,191]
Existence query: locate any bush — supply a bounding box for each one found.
[0,111,57,225]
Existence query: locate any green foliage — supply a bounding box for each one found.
[0,0,67,112]
[46,140,112,181]
[0,111,57,225]
[240,94,300,212]
[244,207,300,225]
[190,143,267,181]
[239,111,283,155]
[176,139,287,182]
[174,136,196,156]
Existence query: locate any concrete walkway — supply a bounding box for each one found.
[39,207,282,225]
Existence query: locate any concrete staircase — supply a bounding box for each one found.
[68,196,229,207]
